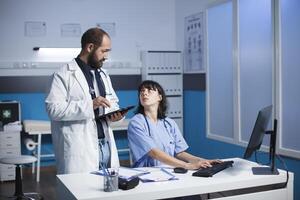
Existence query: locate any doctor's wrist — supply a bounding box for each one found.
[184,163,194,170]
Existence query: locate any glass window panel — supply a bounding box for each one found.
[207,1,234,138]
[239,0,273,144]
[280,0,300,152]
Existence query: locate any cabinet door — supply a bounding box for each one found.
[0,132,20,149]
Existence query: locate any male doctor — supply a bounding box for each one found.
[45,28,125,174]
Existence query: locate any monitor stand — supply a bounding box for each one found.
[252,167,279,175]
[252,119,279,175]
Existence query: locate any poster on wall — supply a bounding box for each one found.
[61,23,81,37]
[25,21,47,37]
[184,12,205,73]
[96,23,116,37]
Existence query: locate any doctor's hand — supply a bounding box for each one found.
[93,96,111,110]
[185,159,222,170]
[108,110,128,122]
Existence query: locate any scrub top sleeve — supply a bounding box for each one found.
[171,119,189,154]
[128,117,157,164]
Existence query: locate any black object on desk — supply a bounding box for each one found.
[192,160,234,177]
[118,176,140,190]
[173,167,188,174]
[97,105,135,120]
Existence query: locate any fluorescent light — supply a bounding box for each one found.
[33,47,81,62]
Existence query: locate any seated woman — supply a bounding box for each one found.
[128,80,220,169]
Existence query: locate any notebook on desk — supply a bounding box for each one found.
[139,168,178,182]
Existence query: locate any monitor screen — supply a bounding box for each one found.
[243,105,273,159]
[0,101,20,126]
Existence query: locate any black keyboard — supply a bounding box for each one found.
[192,160,234,177]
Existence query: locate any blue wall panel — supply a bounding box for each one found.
[0,93,49,120]
[0,91,138,120]
[184,91,244,159]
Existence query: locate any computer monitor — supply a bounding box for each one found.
[243,105,279,175]
[0,101,21,126]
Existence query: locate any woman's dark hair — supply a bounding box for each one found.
[136,80,167,119]
[81,27,110,49]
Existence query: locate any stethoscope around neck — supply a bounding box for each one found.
[89,69,113,122]
[132,115,177,167]
[143,115,175,145]
[93,69,113,96]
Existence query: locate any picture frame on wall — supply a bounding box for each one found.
[184,12,205,73]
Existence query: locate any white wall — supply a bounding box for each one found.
[0,0,176,63]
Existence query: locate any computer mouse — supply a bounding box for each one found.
[118,176,139,190]
[173,167,188,174]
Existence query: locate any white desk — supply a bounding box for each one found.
[56,158,294,200]
[23,119,130,182]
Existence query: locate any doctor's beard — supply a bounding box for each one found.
[87,51,106,69]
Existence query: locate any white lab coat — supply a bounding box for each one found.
[45,59,120,174]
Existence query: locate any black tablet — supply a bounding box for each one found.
[97,105,135,120]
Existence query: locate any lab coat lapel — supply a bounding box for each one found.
[68,59,90,97]
[107,128,120,168]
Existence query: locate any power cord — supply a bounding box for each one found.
[255,151,289,187]
[276,154,289,188]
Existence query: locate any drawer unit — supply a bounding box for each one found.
[0,170,15,181]
[0,131,21,181]
[0,163,15,171]
[166,97,183,118]
[0,147,20,157]
[0,132,21,149]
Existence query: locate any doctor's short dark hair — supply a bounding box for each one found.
[136,80,167,119]
[81,27,110,49]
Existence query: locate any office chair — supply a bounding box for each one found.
[0,155,43,200]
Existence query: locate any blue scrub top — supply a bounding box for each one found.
[128,114,188,167]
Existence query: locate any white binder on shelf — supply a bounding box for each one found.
[141,51,183,133]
